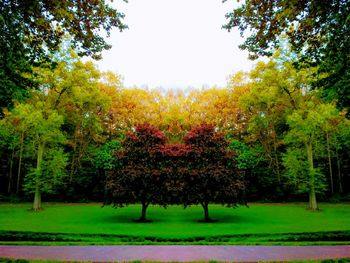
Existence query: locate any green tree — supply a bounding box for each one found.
[0,106,31,194]
[228,139,257,171]
[0,116,19,194]
[8,102,67,211]
[95,139,123,171]
[34,57,113,186]
[283,100,339,210]
[233,54,315,187]
[317,104,350,194]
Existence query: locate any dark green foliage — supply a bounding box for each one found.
[0,258,30,263]
[1,0,127,59]
[227,139,259,170]
[95,139,123,171]
[1,229,350,244]
[0,8,33,114]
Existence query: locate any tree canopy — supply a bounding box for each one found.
[183,124,246,221]
[0,0,127,113]
[224,0,350,109]
[106,123,167,222]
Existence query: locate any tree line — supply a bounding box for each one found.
[1,0,349,213]
[0,49,349,212]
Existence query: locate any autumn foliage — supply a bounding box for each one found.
[183,124,246,221]
[106,124,167,221]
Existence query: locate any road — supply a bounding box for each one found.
[1,245,350,262]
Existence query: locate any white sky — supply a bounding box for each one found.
[95,0,253,89]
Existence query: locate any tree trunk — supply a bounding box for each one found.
[138,202,149,222]
[309,187,318,211]
[335,148,343,193]
[7,149,15,194]
[33,184,42,211]
[273,136,281,183]
[33,142,45,211]
[201,202,211,222]
[326,132,334,194]
[16,131,24,193]
[306,142,318,211]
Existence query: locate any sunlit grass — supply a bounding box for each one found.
[1,203,349,237]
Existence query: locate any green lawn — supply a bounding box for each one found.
[0,203,350,244]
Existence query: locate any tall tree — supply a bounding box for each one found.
[183,124,245,222]
[283,100,343,211]
[3,101,67,211]
[226,54,317,200]
[106,124,167,222]
[34,57,114,194]
[158,143,192,205]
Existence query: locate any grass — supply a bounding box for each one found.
[0,203,350,244]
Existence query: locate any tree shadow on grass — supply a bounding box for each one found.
[100,208,248,224]
[101,214,164,223]
[101,214,246,224]
[195,214,247,224]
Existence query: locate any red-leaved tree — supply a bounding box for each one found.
[106,123,166,222]
[159,143,192,205]
[183,124,246,222]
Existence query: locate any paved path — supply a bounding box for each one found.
[1,245,350,262]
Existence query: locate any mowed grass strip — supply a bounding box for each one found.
[0,203,350,239]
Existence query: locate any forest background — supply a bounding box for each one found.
[0,0,349,209]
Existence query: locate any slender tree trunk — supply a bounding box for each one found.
[138,202,149,222]
[335,148,343,193]
[273,136,281,183]
[326,132,334,194]
[306,142,318,211]
[70,150,77,183]
[70,129,78,182]
[33,142,45,211]
[201,202,211,222]
[7,148,15,194]
[16,131,24,193]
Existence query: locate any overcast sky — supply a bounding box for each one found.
[94,0,253,89]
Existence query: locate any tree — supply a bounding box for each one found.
[183,124,245,222]
[0,50,125,203]
[158,143,192,205]
[225,54,316,201]
[95,138,123,203]
[223,0,350,109]
[106,123,167,222]
[0,0,127,113]
[283,100,339,211]
[0,116,20,194]
[4,101,67,211]
[34,56,115,199]
[316,104,350,195]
